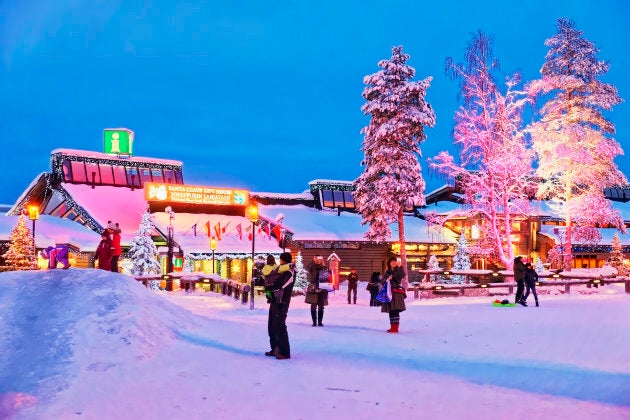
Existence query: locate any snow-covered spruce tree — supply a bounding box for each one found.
[127,210,161,284]
[2,213,38,270]
[451,234,471,284]
[182,252,195,273]
[429,31,533,270]
[294,251,308,293]
[535,257,545,274]
[528,18,627,271]
[608,233,629,276]
[354,46,435,287]
[426,254,441,283]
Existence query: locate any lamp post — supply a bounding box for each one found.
[165,206,175,274]
[247,202,259,310]
[27,204,39,241]
[210,237,217,274]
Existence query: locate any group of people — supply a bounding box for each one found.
[94,221,122,272]
[260,253,409,360]
[513,256,540,307]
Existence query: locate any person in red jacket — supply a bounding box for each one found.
[108,221,122,273]
[94,231,113,271]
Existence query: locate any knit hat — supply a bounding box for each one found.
[279,252,292,263]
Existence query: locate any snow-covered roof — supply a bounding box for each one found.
[539,225,630,245]
[251,191,314,200]
[308,179,353,187]
[52,148,183,166]
[259,204,458,243]
[0,215,101,250]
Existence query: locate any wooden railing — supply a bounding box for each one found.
[412,269,630,299]
[134,273,251,304]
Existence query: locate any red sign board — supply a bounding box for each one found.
[144,183,249,206]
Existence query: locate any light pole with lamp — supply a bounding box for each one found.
[165,206,175,274]
[247,202,258,310]
[27,204,39,241]
[210,237,217,274]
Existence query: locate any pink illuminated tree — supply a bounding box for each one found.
[354,46,435,282]
[429,32,533,269]
[527,18,626,270]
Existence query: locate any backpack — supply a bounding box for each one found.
[264,266,281,289]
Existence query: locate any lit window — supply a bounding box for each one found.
[322,190,334,208]
[343,191,355,208]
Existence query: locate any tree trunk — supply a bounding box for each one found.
[398,207,409,289]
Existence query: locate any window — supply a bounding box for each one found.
[343,191,355,208]
[151,168,164,183]
[139,167,152,184]
[70,161,87,183]
[126,167,141,188]
[62,160,72,182]
[174,171,183,184]
[163,169,175,184]
[99,164,114,185]
[333,190,344,206]
[322,190,334,208]
[113,166,127,186]
[85,163,100,185]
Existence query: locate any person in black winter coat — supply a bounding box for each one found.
[306,255,328,326]
[513,256,526,305]
[522,262,540,307]
[368,272,382,307]
[264,252,295,360]
[346,267,359,304]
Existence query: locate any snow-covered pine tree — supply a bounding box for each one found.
[127,210,161,288]
[451,234,471,284]
[426,254,441,283]
[354,46,435,287]
[528,18,627,271]
[182,252,195,273]
[2,213,38,270]
[608,233,629,276]
[294,251,308,293]
[429,31,533,270]
[535,257,544,274]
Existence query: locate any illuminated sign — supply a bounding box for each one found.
[144,182,249,206]
[104,128,134,155]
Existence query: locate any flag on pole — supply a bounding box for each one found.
[214,222,222,240]
[264,223,271,238]
[235,223,242,240]
[222,221,231,233]
[272,225,282,245]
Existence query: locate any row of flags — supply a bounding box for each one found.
[191,219,283,245]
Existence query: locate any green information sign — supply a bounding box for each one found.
[104,128,134,156]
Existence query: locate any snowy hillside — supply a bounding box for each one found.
[1,269,629,419]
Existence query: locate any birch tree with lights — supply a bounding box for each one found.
[528,18,626,271]
[429,32,533,270]
[354,46,435,287]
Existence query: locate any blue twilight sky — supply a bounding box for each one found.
[0,1,628,205]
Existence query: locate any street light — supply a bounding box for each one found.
[210,237,217,274]
[247,202,259,310]
[165,206,175,274]
[27,204,39,241]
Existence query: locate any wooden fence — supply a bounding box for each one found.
[134,273,251,304]
[412,269,630,299]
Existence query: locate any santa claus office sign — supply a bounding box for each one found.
[145,182,249,206]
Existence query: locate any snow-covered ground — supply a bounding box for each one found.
[1,269,629,419]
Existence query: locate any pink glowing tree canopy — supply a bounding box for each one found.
[429,32,533,269]
[527,18,626,270]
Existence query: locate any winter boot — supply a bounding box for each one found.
[317,308,324,326]
[387,322,399,333]
[535,300,539,307]
[311,309,317,327]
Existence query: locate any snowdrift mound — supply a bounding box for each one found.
[0,269,198,409]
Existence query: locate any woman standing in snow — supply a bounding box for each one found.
[381,257,406,333]
[522,262,540,307]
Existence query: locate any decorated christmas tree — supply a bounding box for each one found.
[451,234,471,284]
[182,252,195,273]
[608,233,629,276]
[294,251,308,293]
[127,210,161,288]
[2,213,38,271]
